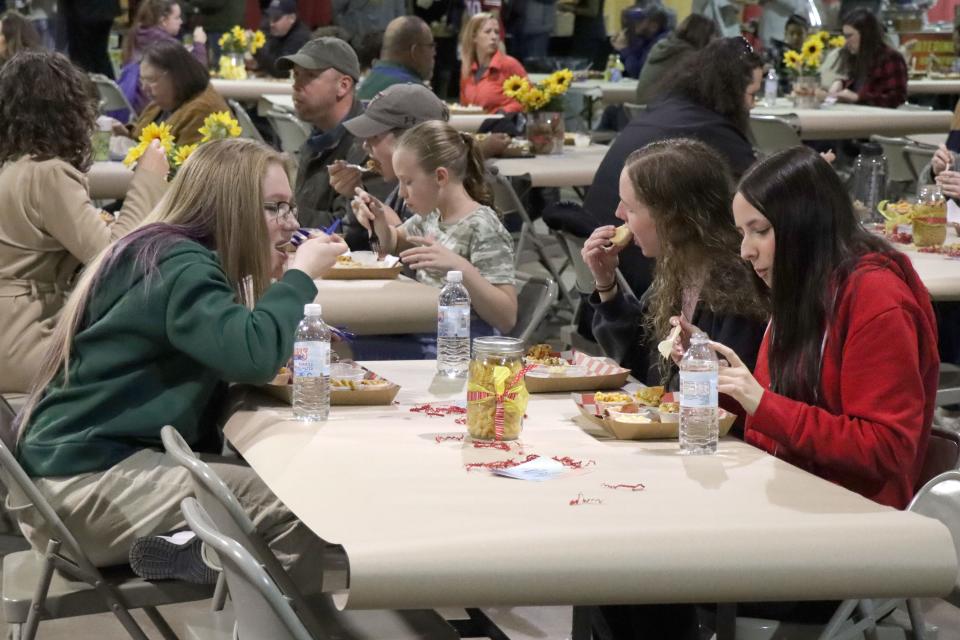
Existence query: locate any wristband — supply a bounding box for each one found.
[595,280,617,293]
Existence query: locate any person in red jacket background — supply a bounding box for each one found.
[711,146,937,511]
[459,11,526,113]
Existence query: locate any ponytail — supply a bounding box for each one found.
[458,131,493,209]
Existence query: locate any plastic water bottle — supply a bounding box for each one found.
[437,271,471,378]
[603,54,616,82]
[763,67,778,107]
[610,57,623,83]
[679,332,719,455]
[293,303,331,421]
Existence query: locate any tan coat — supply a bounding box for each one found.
[133,85,230,146]
[0,156,166,393]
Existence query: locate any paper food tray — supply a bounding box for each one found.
[525,352,630,393]
[263,366,400,406]
[323,264,403,280]
[572,391,735,440]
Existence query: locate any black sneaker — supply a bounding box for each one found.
[129,530,219,584]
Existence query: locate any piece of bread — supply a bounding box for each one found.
[610,224,633,248]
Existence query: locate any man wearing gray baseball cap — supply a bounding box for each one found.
[338,83,449,251]
[277,37,383,229]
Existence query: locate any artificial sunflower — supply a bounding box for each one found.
[548,68,573,92]
[218,33,229,49]
[230,25,245,41]
[138,122,176,153]
[172,143,198,167]
[198,111,243,142]
[783,49,803,71]
[816,30,830,42]
[524,87,552,111]
[123,142,148,167]
[828,35,846,49]
[802,36,824,59]
[502,74,528,98]
[252,30,266,53]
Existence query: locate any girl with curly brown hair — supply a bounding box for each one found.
[0,51,169,394]
[581,138,767,391]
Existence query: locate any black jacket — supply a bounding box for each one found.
[255,20,312,78]
[582,96,756,298]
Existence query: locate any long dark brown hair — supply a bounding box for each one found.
[664,36,763,135]
[0,10,40,64]
[738,147,897,403]
[142,40,210,108]
[675,13,717,50]
[122,0,179,64]
[626,139,767,378]
[0,50,97,171]
[838,9,888,89]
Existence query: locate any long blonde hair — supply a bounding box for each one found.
[459,12,499,80]
[16,138,288,438]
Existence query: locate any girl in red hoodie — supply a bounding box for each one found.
[712,146,939,511]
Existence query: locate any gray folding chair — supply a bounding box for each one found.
[508,272,558,345]
[265,109,311,157]
[871,135,917,199]
[227,98,265,143]
[160,426,459,640]
[749,114,803,155]
[90,73,135,123]
[0,433,212,640]
[904,144,937,186]
[180,498,314,640]
[488,169,578,315]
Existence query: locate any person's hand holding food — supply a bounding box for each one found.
[932,144,952,176]
[935,170,960,199]
[581,224,632,294]
[328,160,365,197]
[289,233,348,278]
[351,188,399,231]
[665,315,701,365]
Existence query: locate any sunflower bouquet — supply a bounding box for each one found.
[123,111,244,173]
[783,31,845,77]
[218,26,266,79]
[502,69,574,113]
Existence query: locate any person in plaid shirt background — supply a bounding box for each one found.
[827,7,907,108]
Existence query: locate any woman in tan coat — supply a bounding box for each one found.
[0,51,168,394]
[131,40,229,146]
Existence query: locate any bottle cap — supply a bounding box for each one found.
[446,270,463,283]
[304,303,322,316]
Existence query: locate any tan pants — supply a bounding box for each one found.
[8,449,325,592]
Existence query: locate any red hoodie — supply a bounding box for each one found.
[746,252,939,510]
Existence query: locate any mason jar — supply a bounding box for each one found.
[466,336,528,441]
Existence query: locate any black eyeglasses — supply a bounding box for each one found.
[264,201,298,223]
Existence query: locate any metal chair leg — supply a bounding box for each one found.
[906,598,927,640]
[571,605,592,640]
[143,605,181,640]
[22,539,59,640]
[211,572,228,611]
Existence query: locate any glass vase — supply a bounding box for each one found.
[525,111,564,155]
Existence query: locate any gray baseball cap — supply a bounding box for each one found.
[277,37,360,81]
[343,83,450,138]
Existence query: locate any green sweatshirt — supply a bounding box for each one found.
[18,240,317,478]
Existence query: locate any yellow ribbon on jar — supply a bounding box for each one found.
[466,363,533,441]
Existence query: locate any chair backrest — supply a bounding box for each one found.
[749,114,802,154]
[160,426,322,633]
[90,73,134,120]
[265,110,311,155]
[870,135,915,185]
[904,144,936,184]
[508,272,557,345]
[915,427,960,493]
[180,498,314,640]
[0,397,16,454]
[622,102,647,121]
[908,470,960,606]
[228,99,265,143]
[488,169,534,227]
[557,231,598,296]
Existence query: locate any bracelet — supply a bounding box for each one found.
[595,279,617,293]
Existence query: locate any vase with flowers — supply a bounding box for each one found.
[783,31,845,109]
[217,26,266,80]
[502,69,573,155]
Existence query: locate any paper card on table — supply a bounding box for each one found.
[947,200,960,224]
[492,455,565,481]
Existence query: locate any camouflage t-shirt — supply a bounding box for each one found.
[399,205,515,289]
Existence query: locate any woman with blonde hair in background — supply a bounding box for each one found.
[11,138,346,586]
[459,11,527,113]
[0,51,168,394]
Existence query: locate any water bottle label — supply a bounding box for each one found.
[438,306,470,338]
[293,341,330,378]
[679,371,718,408]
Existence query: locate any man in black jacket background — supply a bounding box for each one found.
[254,0,311,78]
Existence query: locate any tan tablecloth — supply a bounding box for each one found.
[908,78,960,95]
[212,78,294,101]
[752,100,952,140]
[87,161,134,200]
[491,144,607,187]
[897,227,960,301]
[313,277,438,335]
[257,94,502,133]
[223,360,958,611]
[528,74,639,105]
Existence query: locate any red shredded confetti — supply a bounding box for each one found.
[885,231,913,244]
[602,482,646,492]
[410,403,467,418]
[552,456,596,469]
[454,417,466,425]
[568,493,603,506]
[434,434,465,443]
[473,441,511,451]
[464,454,539,472]
[919,243,960,258]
